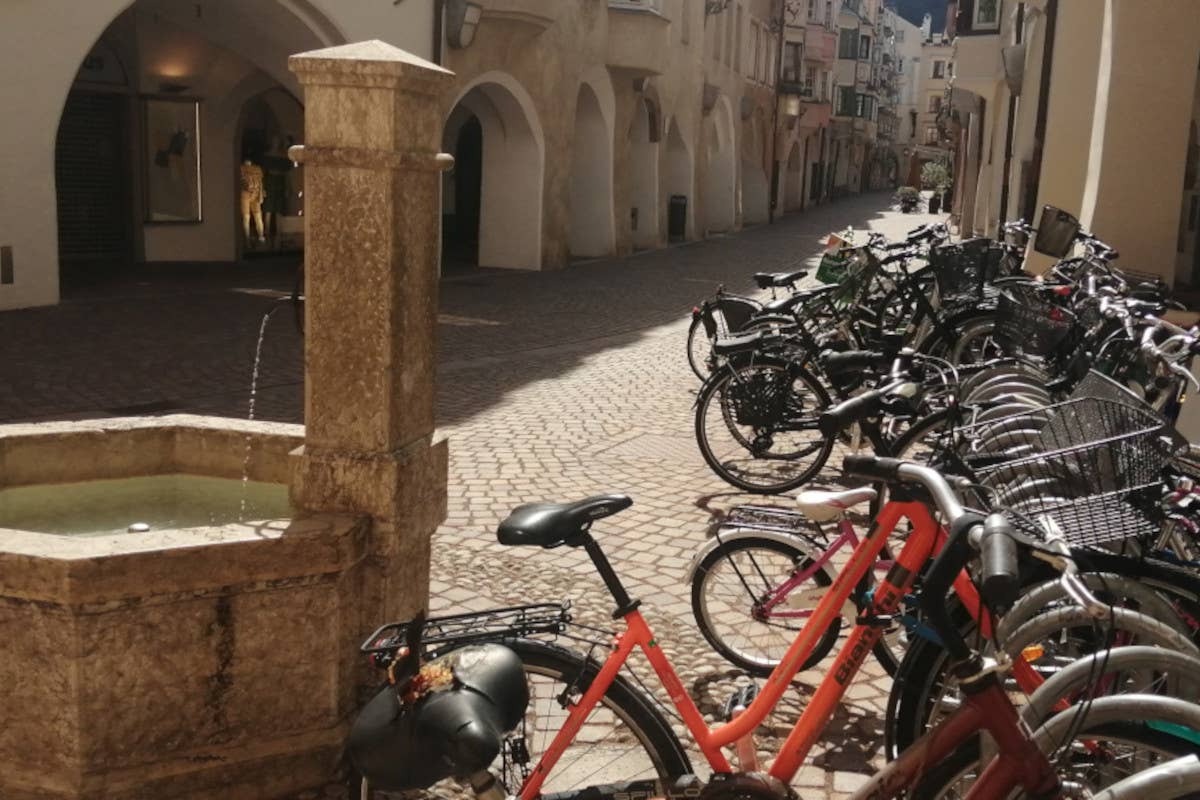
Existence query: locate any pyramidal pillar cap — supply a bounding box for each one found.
[289,39,454,91]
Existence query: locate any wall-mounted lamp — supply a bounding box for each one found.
[158,81,191,94]
[446,0,483,49]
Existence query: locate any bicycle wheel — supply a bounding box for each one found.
[694,361,834,494]
[687,315,714,381]
[947,317,1006,366]
[911,720,1200,799]
[885,601,1198,759]
[691,536,840,676]
[353,639,691,800]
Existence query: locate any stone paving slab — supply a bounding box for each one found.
[0,192,948,798]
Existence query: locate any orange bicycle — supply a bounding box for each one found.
[348,457,1111,800]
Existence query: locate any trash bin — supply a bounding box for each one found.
[668,195,687,243]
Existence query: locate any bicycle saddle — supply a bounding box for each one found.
[795,487,878,522]
[497,495,633,547]
[753,268,808,289]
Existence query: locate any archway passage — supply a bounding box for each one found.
[443,75,544,270]
[784,142,803,212]
[630,98,659,250]
[740,109,769,226]
[664,118,692,242]
[52,0,338,295]
[442,115,483,268]
[568,83,614,259]
[702,101,736,234]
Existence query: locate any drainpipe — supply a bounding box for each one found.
[998,2,1023,224]
[768,0,787,223]
[1025,0,1057,219]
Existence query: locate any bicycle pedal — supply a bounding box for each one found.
[722,683,760,721]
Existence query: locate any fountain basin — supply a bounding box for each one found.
[0,415,370,800]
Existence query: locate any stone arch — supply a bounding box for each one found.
[48,0,343,294]
[444,70,545,269]
[664,116,694,241]
[629,96,661,250]
[568,72,615,258]
[740,106,770,225]
[703,96,736,234]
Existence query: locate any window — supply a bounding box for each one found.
[725,4,736,66]
[783,41,802,83]
[735,5,743,72]
[838,28,858,59]
[859,35,871,60]
[927,93,942,113]
[681,0,690,42]
[713,12,723,63]
[925,125,939,145]
[824,0,832,27]
[805,64,818,96]
[767,39,777,85]
[808,0,818,20]
[895,28,904,42]
[932,59,945,78]
[838,86,857,116]
[973,0,1000,30]
[855,93,865,117]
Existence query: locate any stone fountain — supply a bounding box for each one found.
[0,42,451,800]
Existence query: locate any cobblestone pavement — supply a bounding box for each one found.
[0,192,947,798]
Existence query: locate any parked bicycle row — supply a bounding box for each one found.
[343,206,1200,800]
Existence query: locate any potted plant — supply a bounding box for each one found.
[894,186,920,213]
[921,160,952,214]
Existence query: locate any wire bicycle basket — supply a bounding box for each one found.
[995,284,1077,356]
[955,396,1181,547]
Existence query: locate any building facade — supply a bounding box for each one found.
[891,12,927,184]
[0,0,919,312]
[945,0,1200,284]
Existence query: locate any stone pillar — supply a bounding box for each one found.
[1077,0,1200,282]
[287,40,451,624]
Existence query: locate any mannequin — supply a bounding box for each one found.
[239,159,266,243]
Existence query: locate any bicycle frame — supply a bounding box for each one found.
[518,501,1057,800]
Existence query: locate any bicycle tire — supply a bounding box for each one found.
[910,719,1200,800]
[686,315,713,381]
[694,360,834,494]
[352,638,691,800]
[691,536,840,676]
[885,597,1200,760]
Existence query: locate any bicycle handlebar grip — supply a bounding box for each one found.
[818,391,885,437]
[979,514,1019,615]
[841,454,904,481]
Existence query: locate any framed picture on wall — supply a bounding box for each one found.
[144,97,202,222]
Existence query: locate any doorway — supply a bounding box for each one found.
[55,91,132,283]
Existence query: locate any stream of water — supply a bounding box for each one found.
[239,307,278,520]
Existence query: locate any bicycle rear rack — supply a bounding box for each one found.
[362,602,575,660]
